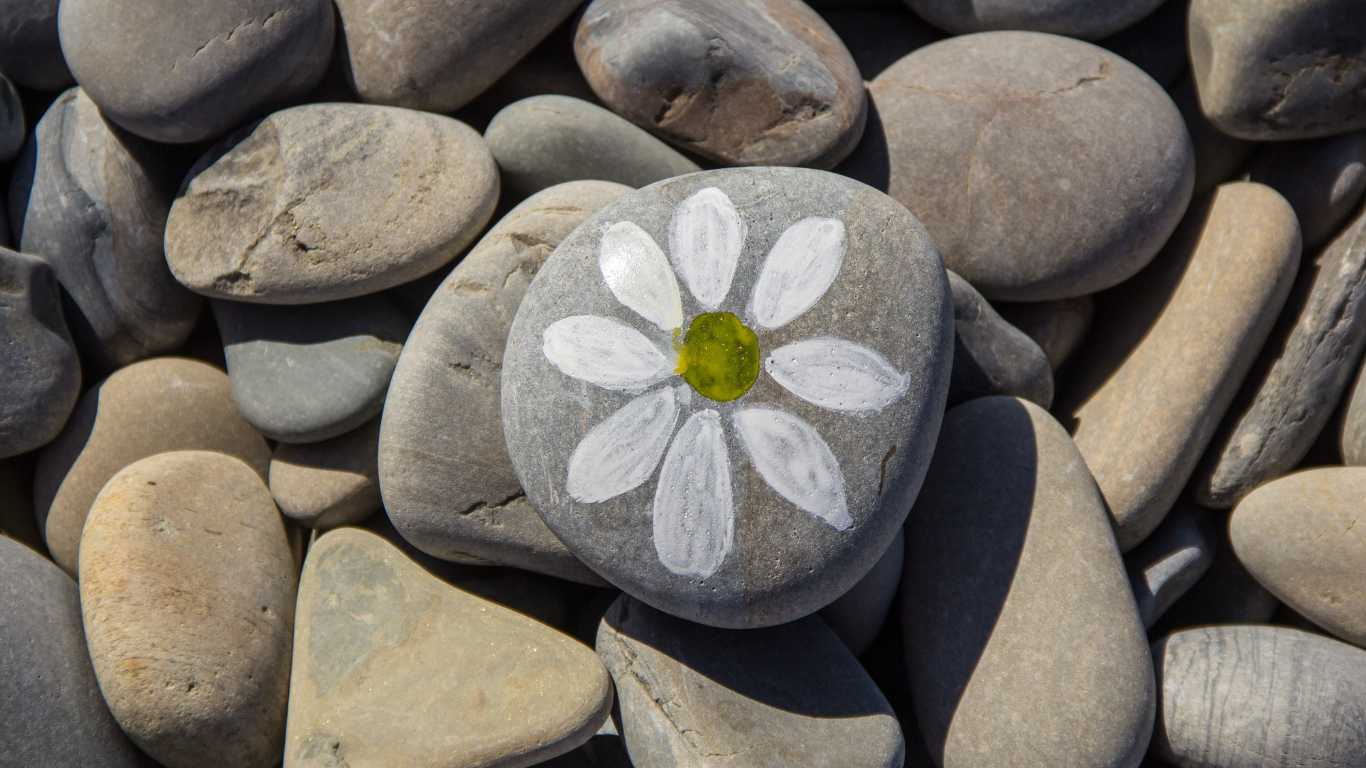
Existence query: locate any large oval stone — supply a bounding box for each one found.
[502,167,952,628]
[80,451,296,768]
[904,0,1165,39]
[0,248,80,459]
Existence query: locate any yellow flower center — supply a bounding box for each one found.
[675,311,760,402]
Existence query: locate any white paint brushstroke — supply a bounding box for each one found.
[653,409,734,578]
[567,387,680,503]
[748,217,846,330]
[668,187,745,309]
[543,315,675,391]
[598,221,683,331]
[733,407,851,530]
[766,337,909,413]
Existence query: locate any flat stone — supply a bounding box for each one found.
[335,0,581,113]
[57,0,334,143]
[166,103,498,304]
[1172,76,1256,197]
[1154,513,1278,631]
[1064,183,1301,550]
[1189,0,1366,140]
[904,0,1166,39]
[903,396,1153,768]
[502,167,952,628]
[597,595,904,768]
[0,74,22,163]
[0,0,71,89]
[1248,132,1366,250]
[1125,500,1212,629]
[0,535,147,767]
[819,527,903,656]
[1095,0,1189,89]
[843,31,1194,301]
[285,527,612,768]
[818,8,943,80]
[1230,468,1366,647]
[33,356,270,573]
[995,294,1093,371]
[1153,626,1366,768]
[271,418,380,529]
[80,451,295,768]
[380,181,630,586]
[9,88,202,369]
[946,270,1053,408]
[485,95,701,203]
[213,294,408,443]
[1195,202,1366,508]
[0,248,79,459]
[575,0,867,168]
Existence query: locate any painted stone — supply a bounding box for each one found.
[996,295,1093,371]
[380,181,631,586]
[574,0,867,169]
[270,418,381,529]
[0,74,21,164]
[0,0,71,89]
[904,0,1166,40]
[819,527,904,656]
[165,103,498,304]
[1125,500,1211,629]
[1248,132,1366,251]
[502,167,952,629]
[0,249,80,459]
[946,271,1053,408]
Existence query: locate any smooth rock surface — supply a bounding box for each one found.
[58,0,334,143]
[0,74,22,163]
[34,357,270,573]
[166,103,498,304]
[1153,626,1366,768]
[0,248,79,459]
[0,0,71,89]
[845,31,1193,301]
[996,295,1093,371]
[1189,0,1366,140]
[947,271,1053,408]
[575,0,867,168]
[0,535,147,768]
[271,418,381,529]
[906,0,1165,39]
[10,88,201,369]
[819,527,904,657]
[80,451,295,768]
[502,167,952,628]
[1065,183,1301,550]
[486,95,701,203]
[285,527,613,768]
[819,9,942,80]
[904,396,1153,768]
[380,181,630,585]
[1125,501,1211,629]
[1248,132,1366,251]
[598,595,904,768]
[214,294,408,443]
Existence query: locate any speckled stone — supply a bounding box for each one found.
[946,271,1053,408]
[0,0,72,89]
[502,167,952,628]
[818,8,942,80]
[575,0,867,169]
[996,295,1093,371]
[819,527,903,656]
[270,418,381,529]
[1248,132,1366,251]
[0,248,79,459]
[903,396,1153,768]
[0,74,22,163]
[1125,501,1211,629]
[57,0,334,143]
[905,0,1166,39]
[597,595,904,768]
[165,103,498,304]
[380,181,630,586]
[285,527,613,768]
[1065,183,1301,550]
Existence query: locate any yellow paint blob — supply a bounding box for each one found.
[675,311,760,402]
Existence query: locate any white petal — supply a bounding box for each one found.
[567,387,680,503]
[668,187,745,309]
[748,217,846,330]
[652,409,734,578]
[733,407,850,530]
[543,315,674,391]
[766,337,909,413]
[599,221,684,331]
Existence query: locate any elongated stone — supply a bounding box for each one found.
[1125,500,1211,629]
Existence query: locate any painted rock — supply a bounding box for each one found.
[57,0,334,143]
[284,527,612,768]
[1248,132,1366,251]
[380,181,631,586]
[0,0,71,89]
[946,271,1053,408]
[903,396,1153,768]
[0,249,80,459]
[270,418,381,529]
[1125,500,1211,629]
[9,88,201,369]
[597,595,904,768]
[502,167,952,628]
[80,451,295,768]
[165,103,498,304]
[844,31,1193,301]
[904,0,1166,40]
[1189,0,1366,141]
[34,357,270,573]
[575,0,867,169]
[0,75,21,163]
[996,294,1093,371]
[819,527,904,656]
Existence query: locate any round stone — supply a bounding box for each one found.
[502,167,953,628]
[903,0,1166,40]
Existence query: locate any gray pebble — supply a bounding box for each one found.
[0,0,72,90]
[996,295,1094,371]
[819,527,903,657]
[947,270,1053,408]
[0,248,79,459]
[1247,132,1366,251]
[904,0,1167,40]
[1125,501,1211,629]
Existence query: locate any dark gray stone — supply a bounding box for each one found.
[9,88,202,370]
[1172,76,1256,197]
[1096,0,1188,89]
[0,535,149,767]
[903,396,1153,768]
[214,294,408,444]
[57,0,334,143]
[904,0,1166,39]
[1125,501,1211,629]
[995,295,1093,371]
[1153,626,1366,768]
[819,527,903,656]
[597,595,904,768]
[0,248,79,459]
[485,95,701,203]
[819,8,942,80]
[0,0,71,90]
[947,271,1053,408]
[575,0,867,169]
[1248,132,1366,251]
[502,167,952,628]
[0,74,22,163]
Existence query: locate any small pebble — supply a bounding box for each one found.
[1125,500,1212,629]
[269,417,381,529]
